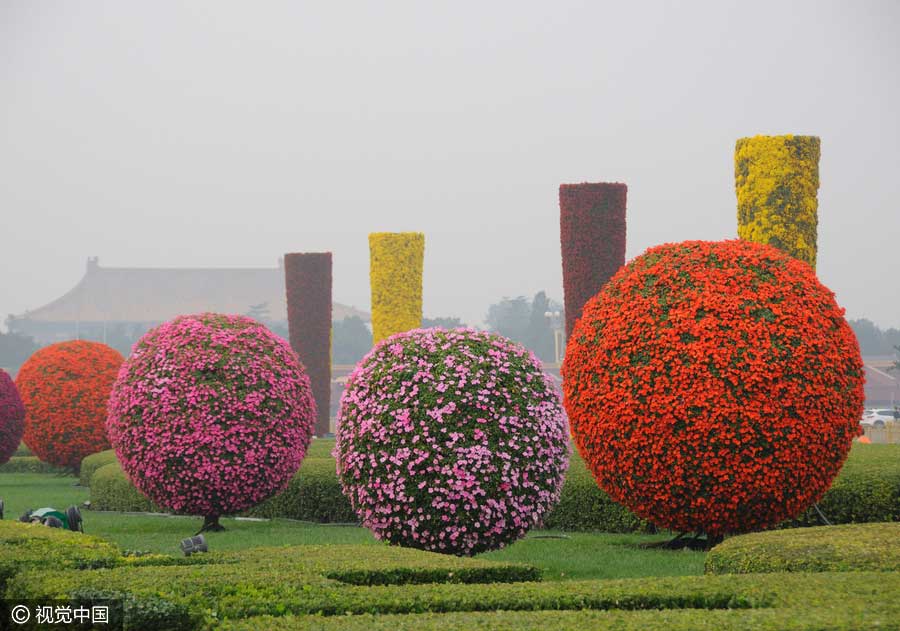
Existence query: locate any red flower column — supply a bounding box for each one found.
[284,252,333,436]
[559,182,627,339]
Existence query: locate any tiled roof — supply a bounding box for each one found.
[15,259,369,323]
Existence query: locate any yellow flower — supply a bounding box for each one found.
[735,135,820,268]
[369,232,425,344]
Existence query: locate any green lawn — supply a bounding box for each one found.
[0,471,705,580]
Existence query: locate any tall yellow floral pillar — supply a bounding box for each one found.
[735,135,820,268]
[369,232,425,344]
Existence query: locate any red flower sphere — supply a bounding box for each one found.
[0,370,26,466]
[16,341,124,470]
[562,240,865,536]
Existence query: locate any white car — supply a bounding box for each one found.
[861,408,899,428]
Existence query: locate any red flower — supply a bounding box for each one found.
[16,341,123,470]
[562,239,865,536]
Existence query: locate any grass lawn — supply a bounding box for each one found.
[0,471,706,580]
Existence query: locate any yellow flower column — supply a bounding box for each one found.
[369,232,425,344]
[735,135,820,268]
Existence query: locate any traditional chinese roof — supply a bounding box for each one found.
[13,258,368,324]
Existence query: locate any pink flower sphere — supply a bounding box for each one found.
[335,328,569,556]
[107,313,316,517]
[0,369,26,466]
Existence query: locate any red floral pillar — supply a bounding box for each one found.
[559,183,627,339]
[284,252,332,436]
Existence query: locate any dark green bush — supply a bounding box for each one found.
[245,457,356,522]
[543,454,653,533]
[784,444,900,526]
[85,442,900,535]
[705,522,900,574]
[79,449,118,486]
[0,456,66,474]
[90,462,160,512]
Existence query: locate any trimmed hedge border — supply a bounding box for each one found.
[0,455,67,474]
[79,449,118,486]
[86,443,900,534]
[705,522,900,574]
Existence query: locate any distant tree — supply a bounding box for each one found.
[848,318,887,355]
[892,345,900,374]
[485,293,563,362]
[0,331,39,375]
[333,316,372,365]
[422,316,465,329]
[486,296,531,343]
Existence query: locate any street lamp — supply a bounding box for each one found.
[544,311,565,365]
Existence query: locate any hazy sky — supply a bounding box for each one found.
[2,1,898,331]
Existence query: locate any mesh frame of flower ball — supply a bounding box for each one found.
[562,239,865,536]
[106,313,316,518]
[335,328,570,556]
[0,370,26,466]
[16,341,123,470]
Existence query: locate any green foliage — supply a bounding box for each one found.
[542,454,653,532]
[79,449,118,486]
[0,455,66,474]
[0,520,119,590]
[705,523,900,574]
[784,444,900,526]
[90,462,159,512]
[245,458,356,523]
[87,442,900,536]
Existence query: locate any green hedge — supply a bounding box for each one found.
[86,442,900,534]
[0,520,120,590]
[543,454,653,533]
[705,522,900,574]
[0,455,66,474]
[90,462,160,512]
[79,449,118,486]
[784,444,900,526]
[244,457,357,522]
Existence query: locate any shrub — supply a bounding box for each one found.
[735,135,820,268]
[0,455,66,474]
[542,452,653,533]
[705,523,900,574]
[106,313,316,528]
[0,369,25,466]
[785,443,900,526]
[563,240,865,536]
[284,252,333,436]
[246,457,356,522]
[336,328,569,555]
[0,520,119,590]
[369,232,425,344]
[559,182,627,337]
[79,449,118,486]
[16,340,123,471]
[90,461,160,512]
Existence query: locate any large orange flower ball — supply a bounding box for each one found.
[17,340,124,470]
[562,240,865,536]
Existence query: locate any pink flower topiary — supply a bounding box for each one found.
[106,313,316,529]
[0,369,25,466]
[335,328,569,555]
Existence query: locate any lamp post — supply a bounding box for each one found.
[544,310,565,365]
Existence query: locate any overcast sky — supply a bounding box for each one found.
[2,0,898,331]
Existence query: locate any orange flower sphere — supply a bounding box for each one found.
[562,240,865,536]
[16,340,124,470]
